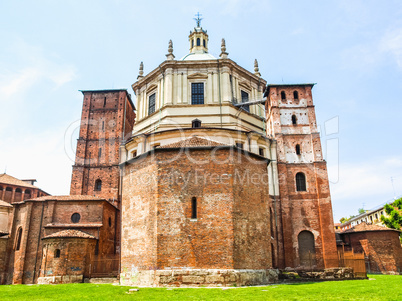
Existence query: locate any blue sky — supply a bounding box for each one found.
[1,0,401,222]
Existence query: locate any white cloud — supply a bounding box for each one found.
[330,157,402,222]
[380,27,402,68]
[0,39,76,99]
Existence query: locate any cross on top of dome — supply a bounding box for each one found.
[194,12,202,28]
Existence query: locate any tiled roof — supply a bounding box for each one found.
[30,195,106,202]
[0,173,37,189]
[160,136,227,149]
[43,229,96,239]
[0,200,13,208]
[342,222,400,233]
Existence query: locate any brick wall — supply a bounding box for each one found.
[120,147,272,282]
[343,231,402,274]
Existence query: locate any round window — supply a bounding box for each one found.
[71,213,81,223]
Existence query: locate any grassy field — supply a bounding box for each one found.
[1,274,401,300]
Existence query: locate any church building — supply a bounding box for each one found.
[0,18,338,286]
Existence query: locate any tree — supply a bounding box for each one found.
[381,198,402,230]
[358,208,366,215]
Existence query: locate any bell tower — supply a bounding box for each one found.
[70,89,136,205]
[265,84,337,269]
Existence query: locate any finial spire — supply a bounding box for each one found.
[254,59,261,77]
[194,12,203,27]
[137,61,144,79]
[166,40,175,60]
[219,38,228,59]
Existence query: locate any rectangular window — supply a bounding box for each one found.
[235,142,243,149]
[259,147,264,156]
[241,90,249,112]
[191,197,197,219]
[191,83,204,105]
[148,93,156,115]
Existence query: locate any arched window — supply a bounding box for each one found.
[192,40,194,48]
[191,197,197,219]
[94,179,102,191]
[15,227,23,251]
[296,172,306,191]
[0,185,3,191]
[71,213,81,223]
[280,91,286,101]
[298,230,316,267]
[291,114,297,125]
[55,249,61,258]
[24,189,31,200]
[203,39,206,47]
[293,91,299,100]
[197,38,200,46]
[192,119,201,128]
[296,144,301,155]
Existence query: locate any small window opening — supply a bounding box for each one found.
[103,97,106,107]
[296,172,307,192]
[203,39,206,47]
[148,93,156,115]
[108,217,112,227]
[235,142,243,149]
[16,227,23,251]
[191,197,197,219]
[98,148,102,159]
[152,143,160,149]
[296,144,301,155]
[95,241,99,256]
[192,40,194,48]
[197,38,200,46]
[95,179,102,191]
[102,121,104,130]
[71,213,81,223]
[281,91,286,101]
[241,90,250,112]
[192,119,201,128]
[292,114,297,125]
[293,91,299,100]
[259,148,264,156]
[55,249,61,258]
[132,150,137,158]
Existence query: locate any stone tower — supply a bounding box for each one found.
[265,84,337,269]
[70,89,136,204]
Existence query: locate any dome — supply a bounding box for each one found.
[180,52,216,61]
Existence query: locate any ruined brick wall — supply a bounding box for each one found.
[70,90,136,202]
[266,85,338,269]
[343,231,402,274]
[121,148,272,277]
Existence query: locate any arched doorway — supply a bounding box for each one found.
[298,230,316,267]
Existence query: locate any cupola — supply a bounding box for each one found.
[189,13,208,54]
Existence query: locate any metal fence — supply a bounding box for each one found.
[89,258,119,278]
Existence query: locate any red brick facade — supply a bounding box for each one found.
[120,147,273,284]
[339,223,402,274]
[3,196,118,284]
[70,90,136,203]
[265,84,338,269]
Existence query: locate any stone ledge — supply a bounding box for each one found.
[38,275,83,284]
[120,269,279,287]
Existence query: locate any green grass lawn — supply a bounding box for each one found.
[1,274,401,301]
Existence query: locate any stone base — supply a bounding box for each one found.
[279,267,360,281]
[37,275,83,284]
[84,277,119,284]
[120,269,279,287]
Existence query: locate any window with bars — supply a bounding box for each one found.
[191,83,204,104]
[148,93,156,115]
[241,90,249,112]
